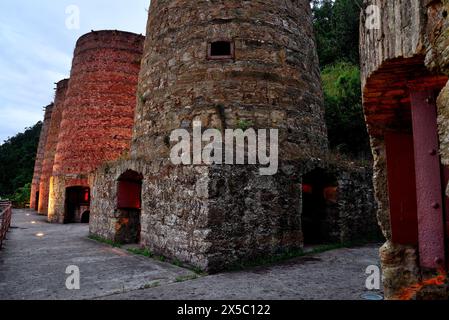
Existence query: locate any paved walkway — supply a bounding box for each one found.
[0,209,383,300]
[0,209,195,300]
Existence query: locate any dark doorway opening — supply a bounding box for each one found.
[81,210,90,223]
[116,170,143,244]
[65,187,90,224]
[302,169,338,245]
[35,191,39,211]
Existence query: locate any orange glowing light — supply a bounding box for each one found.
[36,233,45,237]
[394,272,447,300]
[302,184,313,194]
[324,186,338,203]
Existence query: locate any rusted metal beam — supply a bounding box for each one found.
[385,131,419,245]
[410,89,446,269]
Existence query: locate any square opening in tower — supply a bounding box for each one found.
[208,41,234,60]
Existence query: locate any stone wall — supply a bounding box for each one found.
[91,159,304,271]
[90,156,379,272]
[336,167,380,243]
[38,79,69,215]
[48,31,144,223]
[29,104,53,210]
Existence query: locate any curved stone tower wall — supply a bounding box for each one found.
[360,0,449,299]
[131,0,327,161]
[90,0,330,272]
[38,79,69,215]
[30,104,53,211]
[48,30,145,223]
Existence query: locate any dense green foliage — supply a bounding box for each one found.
[312,0,362,66]
[9,183,32,207]
[0,122,42,203]
[312,0,371,159]
[322,62,370,157]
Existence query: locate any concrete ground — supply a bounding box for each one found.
[0,209,383,300]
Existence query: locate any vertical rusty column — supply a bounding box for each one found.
[410,89,446,269]
[443,167,449,270]
[385,131,418,245]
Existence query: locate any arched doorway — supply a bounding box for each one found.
[116,170,143,244]
[301,169,338,245]
[65,187,90,224]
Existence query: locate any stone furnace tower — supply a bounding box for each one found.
[47,31,145,223]
[30,104,53,211]
[90,0,329,272]
[38,79,69,215]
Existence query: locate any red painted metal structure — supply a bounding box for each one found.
[385,87,448,270]
[443,167,449,269]
[410,89,446,269]
[0,201,12,250]
[385,84,449,270]
[385,132,419,246]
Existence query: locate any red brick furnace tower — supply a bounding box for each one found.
[29,104,53,211]
[48,30,144,223]
[38,79,69,215]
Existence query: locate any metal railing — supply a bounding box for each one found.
[0,200,12,250]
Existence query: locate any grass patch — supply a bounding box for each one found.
[142,281,161,289]
[127,247,154,258]
[126,248,173,266]
[88,235,122,248]
[175,275,198,283]
[173,259,183,267]
[191,266,208,276]
[237,119,254,131]
[126,248,208,276]
[228,241,372,271]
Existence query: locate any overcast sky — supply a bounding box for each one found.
[0,0,149,143]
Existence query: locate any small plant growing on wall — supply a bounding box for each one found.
[237,119,254,131]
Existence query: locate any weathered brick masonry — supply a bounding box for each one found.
[90,0,379,272]
[47,31,144,223]
[38,79,69,215]
[360,0,449,299]
[30,104,53,211]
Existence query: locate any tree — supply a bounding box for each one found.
[312,0,362,66]
[311,0,370,159]
[0,122,42,198]
[322,62,370,158]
